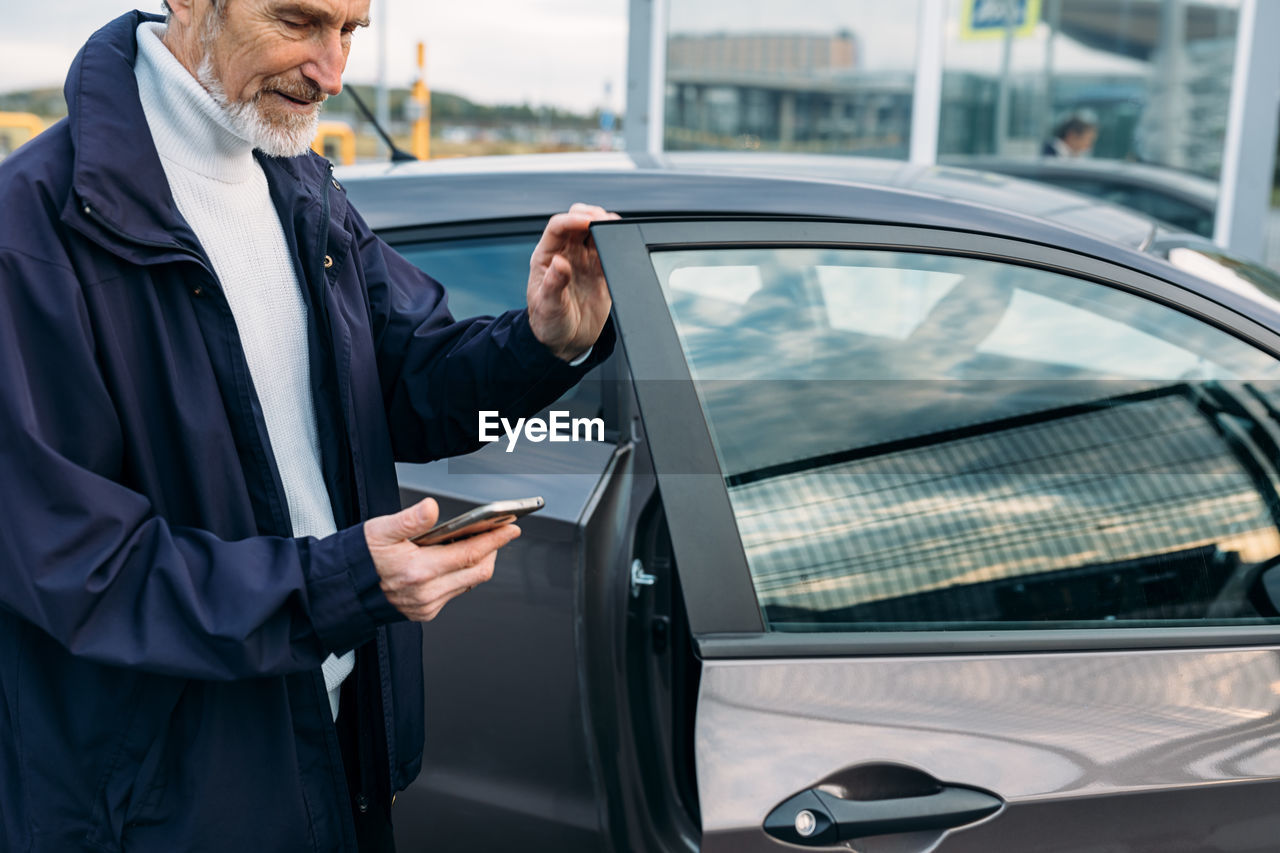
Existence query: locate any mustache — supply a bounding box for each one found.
[259,76,326,104]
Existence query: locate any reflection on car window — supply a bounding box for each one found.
[977,289,1214,377]
[669,265,762,305]
[651,247,1280,631]
[814,266,961,338]
[395,234,608,426]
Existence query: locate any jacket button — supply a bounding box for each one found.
[355,793,369,814]
[332,177,342,191]
[323,255,334,269]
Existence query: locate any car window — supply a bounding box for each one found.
[395,234,608,426]
[1036,176,1215,238]
[651,247,1280,631]
[396,235,537,321]
[1109,187,1215,238]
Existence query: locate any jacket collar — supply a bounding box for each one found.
[62,11,201,258]
[60,11,335,265]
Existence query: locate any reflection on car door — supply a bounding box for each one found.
[593,219,1280,853]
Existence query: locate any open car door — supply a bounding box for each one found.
[592,219,1280,853]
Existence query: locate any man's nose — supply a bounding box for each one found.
[302,30,346,97]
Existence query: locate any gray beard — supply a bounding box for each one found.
[195,54,321,158]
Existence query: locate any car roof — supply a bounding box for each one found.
[945,155,1220,206]
[339,150,1156,248]
[336,151,1280,332]
[658,151,1162,247]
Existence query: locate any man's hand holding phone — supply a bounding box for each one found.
[365,497,523,622]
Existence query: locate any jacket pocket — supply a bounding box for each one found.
[86,680,186,849]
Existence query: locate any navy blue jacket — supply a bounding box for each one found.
[0,11,610,852]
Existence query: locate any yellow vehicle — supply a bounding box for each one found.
[0,112,45,157]
[311,121,356,166]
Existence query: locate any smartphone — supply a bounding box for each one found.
[412,497,545,546]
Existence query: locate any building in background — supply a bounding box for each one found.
[664,31,907,155]
[643,0,1277,269]
[665,30,913,156]
[662,1,1245,176]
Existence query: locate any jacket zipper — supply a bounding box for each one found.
[312,166,401,808]
[87,176,397,824]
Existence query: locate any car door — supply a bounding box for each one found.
[379,224,623,852]
[591,219,1280,853]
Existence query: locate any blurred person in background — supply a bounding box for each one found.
[0,1,615,851]
[1043,109,1099,157]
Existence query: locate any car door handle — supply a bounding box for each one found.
[763,784,1002,846]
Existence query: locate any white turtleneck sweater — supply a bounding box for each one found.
[133,21,354,720]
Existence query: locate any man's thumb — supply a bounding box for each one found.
[369,497,439,545]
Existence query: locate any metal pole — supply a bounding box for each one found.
[1153,0,1188,169]
[909,0,947,165]
[625,0,668,157]
[411,42,430,160]
[1042,0,1059,148]
[375,0,389,158]
[1214,0,1280,261]
[994,0,1016,156]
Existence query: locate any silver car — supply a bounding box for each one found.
[341,152,1280,852]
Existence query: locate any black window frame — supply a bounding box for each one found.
[591,218,1280,658]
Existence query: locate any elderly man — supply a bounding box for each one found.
[0,1,614,851]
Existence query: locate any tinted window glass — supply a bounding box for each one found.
[1104,187,1214,238]
[1036,176,1215,238]
[396,234,608,426]
[397,235,538,321]
[652,247,1280,631]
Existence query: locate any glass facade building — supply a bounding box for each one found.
[655,0,1278,270]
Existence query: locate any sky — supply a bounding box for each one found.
[0,1,1240,114]
[0,0,630,113]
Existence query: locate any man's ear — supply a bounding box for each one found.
[160,0,215,76]
[165,0,200,29]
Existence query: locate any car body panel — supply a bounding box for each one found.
[696,648,1280,852]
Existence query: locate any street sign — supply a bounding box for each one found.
[960,0,1041,40]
